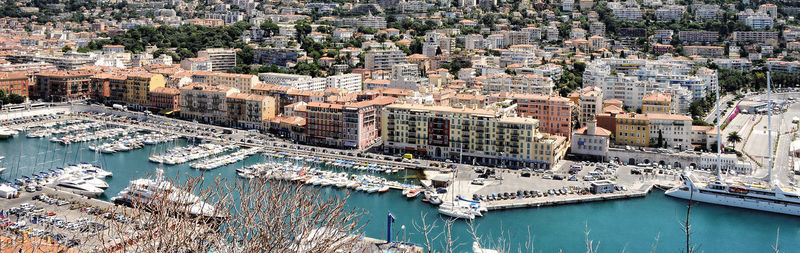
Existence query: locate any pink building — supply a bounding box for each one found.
[489,92,573,138]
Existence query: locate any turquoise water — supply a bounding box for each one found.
[1,134,799,252]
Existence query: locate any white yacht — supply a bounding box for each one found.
[53,179,105,198]
[438,205,476,220]
[666,72,800,216]
[111,169,223,218]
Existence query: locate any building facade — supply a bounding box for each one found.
[381,103,568,169]
[179,83,240,125]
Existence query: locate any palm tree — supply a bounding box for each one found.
[727,131,742,150]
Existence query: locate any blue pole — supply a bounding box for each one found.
[387,211,393,243]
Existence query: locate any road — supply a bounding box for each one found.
[704,94,734,123]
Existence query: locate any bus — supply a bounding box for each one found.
[5,104,26,112]
[29,103,48,109]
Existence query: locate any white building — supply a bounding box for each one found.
[258,72,326,91]
[326,74,362,92]
[465,34,485,50]
[655,5,685,22]
[197,48,236,72]
[570,120,610,161]
[479,74,555,95]
[746,14,774,30]
[699,153,753,175]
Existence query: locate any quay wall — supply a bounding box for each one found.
[485,184,655,211]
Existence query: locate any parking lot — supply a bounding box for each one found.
[0,188,142,252]
[444,160,681,204]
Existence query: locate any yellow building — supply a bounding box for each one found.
[381,103,568,169]
[125,72,165,109]
[615,113,650,146]
[641,92,672,114]
[226,93,277,130]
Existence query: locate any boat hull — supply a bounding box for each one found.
[665,188,800,216]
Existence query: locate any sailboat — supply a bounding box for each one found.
[666,72,800,216]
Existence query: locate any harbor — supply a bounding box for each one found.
[1,110,800,252]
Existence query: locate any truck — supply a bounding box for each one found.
[112,104,127,111]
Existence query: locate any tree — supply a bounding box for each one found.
[260,20,279,36]
[657,129,665,148]
[727,131,742,150]
[295,20,312,41]
[62,46,72,52]
[23,173,367,252]
[7,94,25,104]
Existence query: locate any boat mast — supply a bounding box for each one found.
[715,71,721,179]
[767,71,773,184]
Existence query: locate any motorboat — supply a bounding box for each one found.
[406,189,421,199]
[111,168,224,218]
[52,178,104,198]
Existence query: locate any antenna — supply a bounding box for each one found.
[767,71,773,184]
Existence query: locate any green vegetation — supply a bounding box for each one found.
[78,22,252,59]
[718,69,800,93]
[557,62,585,96]
[0,90,26,108]
[727,131,742,149]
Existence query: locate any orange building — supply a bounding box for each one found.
[0,72,30,97]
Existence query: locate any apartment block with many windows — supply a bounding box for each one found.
[381,103,568,169]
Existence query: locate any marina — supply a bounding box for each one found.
[1,114,800,252]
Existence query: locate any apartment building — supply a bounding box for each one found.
[253,47,304,69]
[765,60,800,72]
[568,86,603,127]
[0,72,30,97]
[488,92,573,138]
[464,34,485,50]
[590,22,605,36]
[641,92,673,114]
[197,48,236,72]
[306,97,395,149]
[745,14,773,30]
[365,50,408,71]
[732,31,778,44]
[179,83,240,125]
[655,5,685,22]
[357,12,386,29]
[612,7,642,21]
[226,93,276,130]
[583,58,716,109]
[34,70,93,102]
[683,46,724,57]
[125,72,166,109]
[678,31,718,43]
[258,72,325,91]
[180,57,212,71]
[381,103,568,169]
[148,87,181,111]
[521,26,542,41]
[693,4,720,20]
[478,74,554,95]
[326,74,362,92]
[190,71,258,93]
[616,113,692,150]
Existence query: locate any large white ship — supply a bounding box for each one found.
[666,72,800,216]
[665,172,800,216]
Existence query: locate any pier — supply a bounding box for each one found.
[484,184,654,210]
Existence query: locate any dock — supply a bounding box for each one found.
[485,184,654,210]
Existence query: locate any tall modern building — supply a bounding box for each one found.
[365,50,407,71]
[197,48,237,72]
